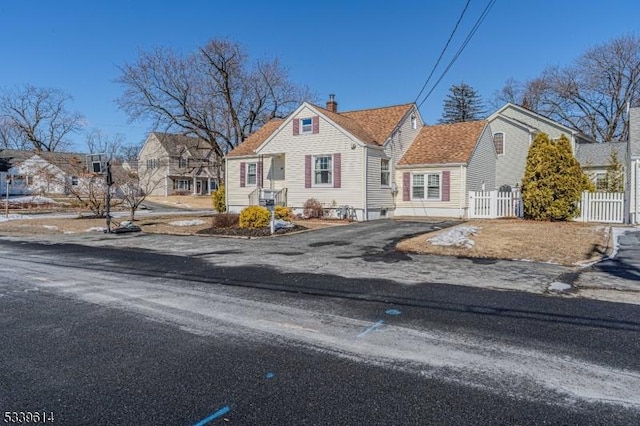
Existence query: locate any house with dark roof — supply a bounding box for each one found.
[0,149,89,196]
[574,141,627,191]
[137,132,221,197]
[226,95,422,220]
[395,120,495,217]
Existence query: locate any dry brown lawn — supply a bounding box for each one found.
[145,195,215,210]
[397,219,613,266]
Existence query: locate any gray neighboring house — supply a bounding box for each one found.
[488,103,595,191]
[138,132,221,197]
[574,141,627,190]
[629,107,640,224]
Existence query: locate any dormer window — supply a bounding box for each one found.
[301,118,313,134]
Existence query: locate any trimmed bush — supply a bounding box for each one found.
[303,198,323,218]
[239,205,271,229]
[275,205,292,220]
[211,212,238,228]
[522,133,594,221]
[211,184,226,213]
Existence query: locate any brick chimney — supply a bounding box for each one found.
[326,94,338,113]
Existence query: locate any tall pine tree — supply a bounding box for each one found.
[439,82,486,123]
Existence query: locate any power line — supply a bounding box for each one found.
[417,0,497,110]
[414,0,472,103]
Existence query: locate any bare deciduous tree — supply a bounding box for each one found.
[85,129,125,160]
[0,85,84,151]
[116,38,315,161]
[112,164,162,221]
[494,35,640,142]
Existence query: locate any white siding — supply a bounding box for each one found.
[230,106,365,213]
[394,165,467,218]
[366,148,394,213]
[466,124,496,192]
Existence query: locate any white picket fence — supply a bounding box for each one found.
[468,190,625,223]
[575,191,625,223]
[468,190,522,218]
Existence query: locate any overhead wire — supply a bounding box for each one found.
[414,0,472,103]
[417,0,497,110]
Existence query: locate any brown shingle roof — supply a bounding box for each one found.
[398,120,488,166]
[227,119,284,157]
[227,103,414,157]
[340,103,414,145]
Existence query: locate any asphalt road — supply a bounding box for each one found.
[1,222,640,424]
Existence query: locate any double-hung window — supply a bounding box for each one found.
[178,157,188,168]
[314,155,332,185]
[246,163,257,186]
[381,159,390,186]
[412,173,440,200]
[301,118,313,134]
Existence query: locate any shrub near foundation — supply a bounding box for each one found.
[239,205,271,229]
[275,205,292,220]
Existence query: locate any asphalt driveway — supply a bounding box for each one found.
[0,218,573,296]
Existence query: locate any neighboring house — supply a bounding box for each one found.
[395,120,495,218]
[138,132,221,197]
[0,149,88,196]
[226,96,422,220]
[575,141,627,191]
[488,103,595,191]
[628,107,640,224]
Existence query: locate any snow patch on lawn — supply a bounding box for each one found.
[428,226,480,249]
[43,225,58,230]
[548,282,572,292]
[0,214,31,222]
[9,196,57,204]
[86,227,106,232]
[168,219,206,227]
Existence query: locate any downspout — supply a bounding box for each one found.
[362,145,368,221]
[459,165,464,219]
[164,175,168,197]
[224,157,228,211]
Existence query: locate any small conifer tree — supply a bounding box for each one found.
[604,150,624,192]
[522,133,593,221]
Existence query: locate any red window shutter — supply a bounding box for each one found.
[305,155,311,188]
[312,116,319,134]
[442,171,450,201]
[403,172,410,201]
[293,118,300,136]
[333,153,341,188]
[257,161,263,188]
[240,162,246,187]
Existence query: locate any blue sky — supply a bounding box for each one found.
[1,0,638,152]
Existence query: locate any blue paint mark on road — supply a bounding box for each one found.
[266,372,275,379]
[193,405,231,426]
[385,309,401,316]
[357,319,384,338]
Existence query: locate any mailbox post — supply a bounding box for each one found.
[259,190,276,234]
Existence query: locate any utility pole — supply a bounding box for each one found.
[4,175,10,218]
[105,161,113,233]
